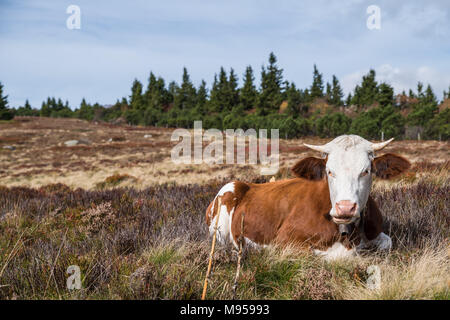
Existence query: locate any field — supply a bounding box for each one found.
[0,117,449,300]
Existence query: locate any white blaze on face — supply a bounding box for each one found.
[326,144,373,222]
[305,135,393,224]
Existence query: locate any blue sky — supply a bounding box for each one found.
[1,0,449,108]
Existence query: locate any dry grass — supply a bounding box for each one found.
[0,117,448,189]
[0,117,448,300]
[0,172,448,300]
[335,245,449,300]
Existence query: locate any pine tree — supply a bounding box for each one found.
[209,67,236,112]
[325,82,332,101]
[377,83,394,107]
[286,83,303,116]
[352,69,378,107]
[174,67,197,110]
[40,100,50,117]
[129,79,144,110]
[330,75,344,106]
[257,52,284,115]
[417,82,424,99]
[423,84,437,105]
[240,66,257,110]
[0,82,8,110]
[346,93,352,106]
[24,99,31,110]
[78,98,93,120]
[310,64,324,99]
[0,82,14,120]
[227,68,239,108]
[195,80,208,114]
[145,73,170,111]
[144,72,157,106]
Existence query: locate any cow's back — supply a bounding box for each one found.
[205,178,339,249]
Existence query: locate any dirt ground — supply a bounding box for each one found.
[0,117,448,189]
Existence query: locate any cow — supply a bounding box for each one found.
[205,135,410,260]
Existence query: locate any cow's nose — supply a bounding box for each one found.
[335,200,357,218]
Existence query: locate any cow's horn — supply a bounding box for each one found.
[303,143,329,153]
[371,138,394,151]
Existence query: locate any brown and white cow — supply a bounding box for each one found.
[205,135,410,260]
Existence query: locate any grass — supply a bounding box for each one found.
[1,116,448,189]
[0,117,448,300]
[95,174,137,189]
[0,168,448,300]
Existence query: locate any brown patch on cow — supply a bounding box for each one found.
[291,157,326,180]
[372,153,411,179]
[204,181,250,226]
[205,199,215,226]
[228,178,341,250]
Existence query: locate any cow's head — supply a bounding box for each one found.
[292,135,410,225]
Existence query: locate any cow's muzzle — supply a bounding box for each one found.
[333,200,358,224]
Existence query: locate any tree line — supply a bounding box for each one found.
[1,52,449,140]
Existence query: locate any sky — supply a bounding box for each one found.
[0,0,449,108]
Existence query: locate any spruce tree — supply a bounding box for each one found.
[310,64,324,99]
[377,83,394,107]
[209,67,232,112]
[208,74,219,113]
[240,66,257,110]
[352,69,378,107]
[257,52,284,115]
[346,93,352,106]
[227,68,239,109]
[24,99,31,110]
[196,80,208,114]
[144,72,157,107]
[145,73,170,111]
[0,82,14,120]
[129,79,144,110]
[209,67,240,112]
[0,82,8,110]
[423,84,437,105]
[78,98,93,120]
[286,83,303,116]
[330,75,344,106]
[168,81,178,98]
[40,100,50,117]
[417,82,424,99]
[325,82,331,101]
[174,67,197,110]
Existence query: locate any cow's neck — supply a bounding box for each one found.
[337,206,367,243]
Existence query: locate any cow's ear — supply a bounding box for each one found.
[291,157,326,180]
[372,153,410,179]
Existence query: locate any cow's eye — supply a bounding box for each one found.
[360,169,370,177]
